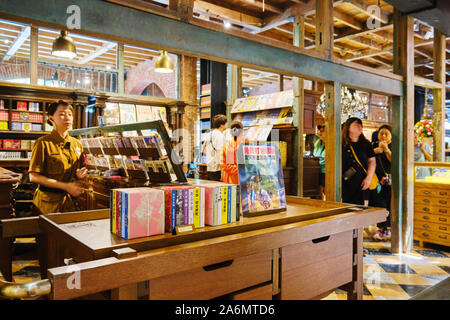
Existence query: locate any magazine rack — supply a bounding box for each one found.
[69,120,187,185]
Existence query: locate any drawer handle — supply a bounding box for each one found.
[423,199,430,203]
[422,232,429,237]
[423,191,431,194]
[422,216,430,220]
[439,209,447,214]
[439,226,447,231]
[439,200,447,204]
[439,191,447,196]
[439,218,447,222]
[203,260,234,271]
[438,235,447,240]
[312,235,330,244]
[423,224,430,228]
[423,207,430,212]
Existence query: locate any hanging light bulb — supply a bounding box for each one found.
[51,30,77,59]
[154,50,174,73]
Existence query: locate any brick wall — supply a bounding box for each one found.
[124,54,178,98]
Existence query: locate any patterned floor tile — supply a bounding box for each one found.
[363,263,385,273]
[365,283,410,298]
[363,255,376,264]
[425,257,450,266]
[439,266,450,274]
[13,266,40,278]
[366,248,394,256]
[420,275,449,286]
[398,284,430,297]
[364,272,397,285]
[387,273,430,286]
[372,296,409,300]
[363,295,376,300]
[415,249,450,258]
[372,256,406,265]
[409,264,449,275]
[378,263,416,274]
[396,254,433,266]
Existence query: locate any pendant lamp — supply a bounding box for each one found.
[51,30,77,59]
[154,50,174,73]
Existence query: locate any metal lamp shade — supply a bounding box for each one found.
[154,50,174,73]
[52,30,77,59]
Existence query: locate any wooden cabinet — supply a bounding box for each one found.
[281,231,353,300]
[414,163,450,247]
[149,251,272,300]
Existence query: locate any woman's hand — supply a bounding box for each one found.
[76,167,88,179]
[373,147,384,154]
[379,141,389,151]
[361,176,371,190]
[65,182,84,197]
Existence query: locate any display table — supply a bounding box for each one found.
[21,196,386,300]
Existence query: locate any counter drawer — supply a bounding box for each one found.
[230,283,273,300]
[415,205,449,216]
[414,196,449,207]
[414,220,450,235]
[281,230,353,300]
[415,188,449,199]
[149,251,272,300]
[415,213,450,226]
[414,228,450,246]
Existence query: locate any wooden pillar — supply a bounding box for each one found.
[293,15,305,197]
[30,25,38,85]
[227,65,242,124]
[315,0,334,59]
[117,42,124,94]
[179,55,198,168]
[432,28,446,162]
[392,10,415,254]
[324,82,341,202]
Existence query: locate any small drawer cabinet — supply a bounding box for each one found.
[414,163,450,248]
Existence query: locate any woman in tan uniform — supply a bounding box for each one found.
[29,100,87,214]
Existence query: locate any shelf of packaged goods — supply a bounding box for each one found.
[0,149,31,152]
[199,105,211,108]
[11,110,43,114]
[0,130,47,134]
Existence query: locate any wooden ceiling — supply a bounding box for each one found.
[0,0,448,89]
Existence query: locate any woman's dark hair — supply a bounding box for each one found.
[46,100,73,126]
[230,120,243,141]
[212,114,227,129]
[378,124,392,133]
[341,117,369,147]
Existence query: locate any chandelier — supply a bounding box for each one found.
[317,86,369,122]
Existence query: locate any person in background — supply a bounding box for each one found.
[372,125,392,241]
[203,114,227,181]
[221,121,247,184]
[29,100,87,214]
[313,125,326,200]
[414,132,433,179]
[341,117,377,206]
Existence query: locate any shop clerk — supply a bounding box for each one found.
[29,100,87,214]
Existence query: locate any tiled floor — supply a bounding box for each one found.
[322,239,450,300]
[1,237,449,300]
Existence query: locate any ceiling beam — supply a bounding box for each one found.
[239,0,283,14]
[77,42,116,65]
[2,25,30,61]
[333,8,364,30]
[344,0,389,24]
[253,0,316,34]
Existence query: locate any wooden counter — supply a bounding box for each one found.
[29,196,385,300]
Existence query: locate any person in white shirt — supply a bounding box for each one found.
[203,114,227,181]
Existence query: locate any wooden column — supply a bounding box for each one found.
[179,55,198,168]
[324,82,341,202]
[315,0,334,59]
[432,28,446,162]
[227,64,242,124]
[293,15,305,197]
[117,42,124,94]
[30,25,38,85]
[392,10,415,254]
